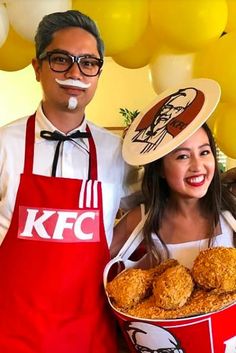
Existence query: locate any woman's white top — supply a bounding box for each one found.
[152,215,234,269]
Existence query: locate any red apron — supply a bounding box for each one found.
[0,115,117,353]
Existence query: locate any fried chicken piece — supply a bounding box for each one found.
[106,259,178,310]
[153,265,194,310]
[147,258,179,279]
[127,295,164,319]
[106,268,152,309]
[165,289,236,319]
[192,247,236,292]
[127,289,236,320]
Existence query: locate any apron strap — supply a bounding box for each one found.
[24,114,36,175]
[23,114,98,180]
[86,125,97,180]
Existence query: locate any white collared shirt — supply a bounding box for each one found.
[0,104,140,246]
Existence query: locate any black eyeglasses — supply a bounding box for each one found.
[39,51,103,77]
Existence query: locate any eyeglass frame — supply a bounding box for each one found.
[38,50,104,77]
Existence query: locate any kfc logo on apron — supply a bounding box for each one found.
[18,206,100,242]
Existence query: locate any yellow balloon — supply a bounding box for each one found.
[149,47,195,94]
[206,110,217,131]
[193,32,236,103]
[213,102,236,159]
[206,101,223,131]
[149,0,228,51]
[72,0,149,56]
[112,24,158,69]
[0,26,34,71]
[225,0,236,32]
[0,4,9,48]
[6,0,71,42]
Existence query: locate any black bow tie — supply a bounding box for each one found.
[40,130,91,177]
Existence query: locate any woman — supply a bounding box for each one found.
[111,123,236,269]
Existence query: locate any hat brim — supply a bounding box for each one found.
[122,78,221,166]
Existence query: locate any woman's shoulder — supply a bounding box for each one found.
[117,205,143,231]
[220,211,236,234]
[111,205,143,258]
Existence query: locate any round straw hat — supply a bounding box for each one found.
[122,78,221,166]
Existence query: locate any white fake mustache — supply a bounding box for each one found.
[55,78,91,89]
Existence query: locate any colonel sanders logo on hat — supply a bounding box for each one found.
[132,87,204,154]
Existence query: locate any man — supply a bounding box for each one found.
[0,10,137,353]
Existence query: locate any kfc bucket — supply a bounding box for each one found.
[104,219,236,353]
[111,301,236,353]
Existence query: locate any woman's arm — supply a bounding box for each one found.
[110,206,142,258]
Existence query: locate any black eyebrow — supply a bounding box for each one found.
[49,49,69,54]
[172,143,211,154]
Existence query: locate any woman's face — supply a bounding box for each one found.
[162,127,215,200]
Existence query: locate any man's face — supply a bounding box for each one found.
[32,26,101,114]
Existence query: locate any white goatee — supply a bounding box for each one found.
[68,97,78,110]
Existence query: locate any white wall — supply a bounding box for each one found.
[0,65,41,126]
